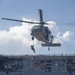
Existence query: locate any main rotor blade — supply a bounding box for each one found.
[39,9,43,24]
[2,18,40,24]
[57,23,75,25]
[2,18,49,25]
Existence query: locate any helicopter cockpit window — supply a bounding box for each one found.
[33,26,39,29]
[33,26,42,30]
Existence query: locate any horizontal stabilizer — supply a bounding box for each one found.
[42,43,61,47]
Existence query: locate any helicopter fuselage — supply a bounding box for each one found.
[31,25,51,43]
[31,25,61,48]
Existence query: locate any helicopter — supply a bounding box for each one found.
[1,9,61,53]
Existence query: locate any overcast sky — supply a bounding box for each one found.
[0,0,75,55]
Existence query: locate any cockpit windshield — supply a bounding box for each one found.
[33,26,39,29]
[32,26,42,30]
